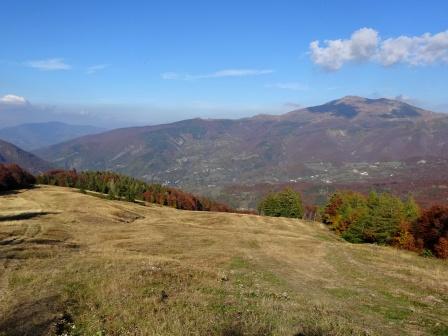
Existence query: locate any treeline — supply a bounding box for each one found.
[0,163,36,191]
[36,169,233,212]
[257,188,448,259]
[322,190,448,258]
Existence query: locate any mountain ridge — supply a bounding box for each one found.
[0,139,52,174]
[0,121,105,151]
[35,97,448,199]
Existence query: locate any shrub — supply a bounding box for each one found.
[0,164,36,191]
[258,188,304,219]
[412,205,448,258]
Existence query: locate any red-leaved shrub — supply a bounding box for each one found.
[0,163,36,191]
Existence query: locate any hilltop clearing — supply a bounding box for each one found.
[0,186,447,335]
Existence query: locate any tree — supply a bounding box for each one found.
[0,164,36,191]
[108,180,116,199]
[258,188,303,219]
[343,193,406,244]
[37,169,233,213]
[323,190,418,246]
[322,191,367,234]
[403,195,420,223]
[412,205,448,258]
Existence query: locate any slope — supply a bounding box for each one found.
[35,97,448,198]
[0,122,105,151]
[0,186,447,335]
[0,139,52,174]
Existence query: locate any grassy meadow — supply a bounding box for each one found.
[0,186,447,335]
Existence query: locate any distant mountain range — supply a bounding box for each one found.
[0,121,105,151]
[36,96,448,199]
[0,139,52,174]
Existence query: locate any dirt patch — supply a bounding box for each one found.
[112,209,144,223]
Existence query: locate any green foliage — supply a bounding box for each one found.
[323,190,421,245]
[403,196,420,223]
[421,249,434,258]
[258,188,303,219]
[36,169,232,213]
[322,191,368,234]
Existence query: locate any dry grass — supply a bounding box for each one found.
[0,185,447,336]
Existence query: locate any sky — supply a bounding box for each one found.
[1,0,448,127]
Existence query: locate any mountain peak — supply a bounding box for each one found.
[337,95,367,103]
[303,96,430,119]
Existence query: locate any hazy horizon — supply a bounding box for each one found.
[1,1,448,128]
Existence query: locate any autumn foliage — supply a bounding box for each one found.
[36,169,233,212]
[412,205,448,258]
[0,163,36,191]
[322,190,448,258]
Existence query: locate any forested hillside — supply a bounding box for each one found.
[37,170,233,212]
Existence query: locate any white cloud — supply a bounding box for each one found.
[309,28,448,70]
[161,72,183,80]
[205,69,274,78]
[267,82,309,91]
[378,31,448,66]
[86,64,110,74]
[0,94,28,105]
[25,58,71,71]
[161,68,274,80]
[310,28,378,70]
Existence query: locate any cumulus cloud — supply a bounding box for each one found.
[309,28,379,70]
[161,68,274,80]
[0,94,28,105]
[25,58,71,71]
[86,64,110,74]
[309,28,448,70]
[378,31,448,66]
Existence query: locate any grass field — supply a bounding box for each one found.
[1,186,447,335]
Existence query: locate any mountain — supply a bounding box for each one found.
[36,97,448,198]
[0,139,52,174]
[0,121,105,151]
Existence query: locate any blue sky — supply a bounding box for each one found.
[1,0,448,127]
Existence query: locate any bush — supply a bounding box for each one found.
[0,164,36,191]
[258,188,304,219]
[412,205,448,258]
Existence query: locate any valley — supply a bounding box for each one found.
[32,97,448,209]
